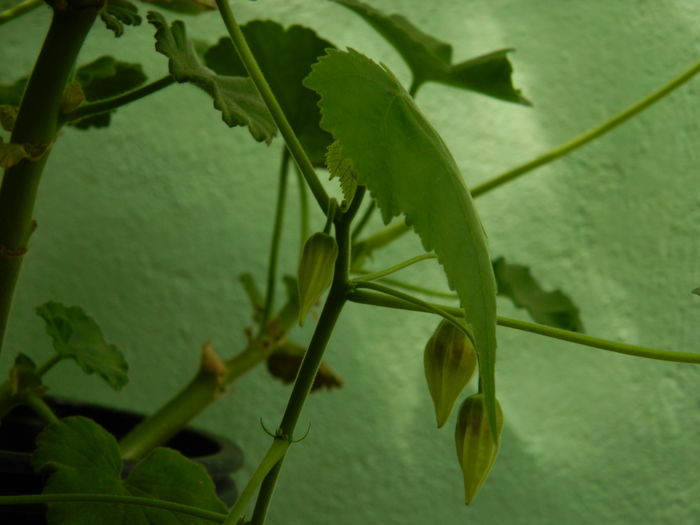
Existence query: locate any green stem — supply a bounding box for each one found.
[119,340,273,462]
[35,353,62,377]
[471,58,700,198]
[260,148,290,330]
[0,4,101,355]
[352,220,410,265]
[350,200,375,241]
[62,75,176,125]
[0,494,226,522]
[214,0,330,213]
[223,439,289,525]
[24,392,58,424]
[355,254,437,282]
[0,0,43,25]
[347,289,700,364]
[351,281,472,343]
[250,189,364,525]
[374,277,457,300]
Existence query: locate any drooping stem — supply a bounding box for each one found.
[250,189,364,525]
[0,3,101,355]
[0,0,43,25]
[223,439,289,525]
[355,253,437,282]
[260,148,290,330]
[347,289,700,364]
[23,392,58,424]
[472,58,700,197]
[62,75,176,125]
[0,494,226,522]
[214,0,330,213]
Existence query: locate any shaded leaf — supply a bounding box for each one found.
[101,0,142,37]
[266,342,343,391]
[305,49,499,436]
[326,140,357,204]
[333,0,527,104]
[36,302,128,391]
[72,56,148,129]
[33,416,226,525]
[203,20,334,164]
[693,288,700,296]
[148,11,275,143]
[493,257,583,332]
[140,0,215,15]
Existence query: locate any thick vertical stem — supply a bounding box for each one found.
[0,3,101,354]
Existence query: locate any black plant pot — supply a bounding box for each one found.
[0,397,243,523]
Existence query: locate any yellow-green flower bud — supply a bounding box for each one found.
[424,319,477,428]
[297,232,338,326]
[454,394,503,505]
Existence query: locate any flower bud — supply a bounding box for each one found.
[454,394,503,505]
[424,319,477,428]
[297,232,338,326]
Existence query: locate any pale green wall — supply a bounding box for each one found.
[2,1,700,524]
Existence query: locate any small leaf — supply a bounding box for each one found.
[266,341,343,391]
[141,0,215,15]
[71,56,148,129]
[693,288,700,296]
[333,0,527,103]
[305,49,499,437]
[33,416,226,525]
[203,20,334,163]
[297,232,338,326]
[148,11,276,144]
[326,140,358,205]
[101,0,142,37]
[493,257,583,332]
[36,302,128,390]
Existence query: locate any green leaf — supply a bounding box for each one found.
[139,0,215,15]
[33,416,226,525]
[493,257,584,332]
[148,11,276,144]
[693,288,700,296]
[36,302,128,391]
[326,140,357,205]
[101,0,142,37]
[333,0,527,103]
[203,20,334,164]
[71,56,148,129]
[305,49,499,437]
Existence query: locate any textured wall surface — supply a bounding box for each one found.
[2,1,700,524]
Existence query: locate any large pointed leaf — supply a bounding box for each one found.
[493,257,584,332]
[203,20,334,165]
[147,11,276,143]
[333,0,527,104]
[36,302,128,390]
[305,49,498,436]
[33,416,226,525]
